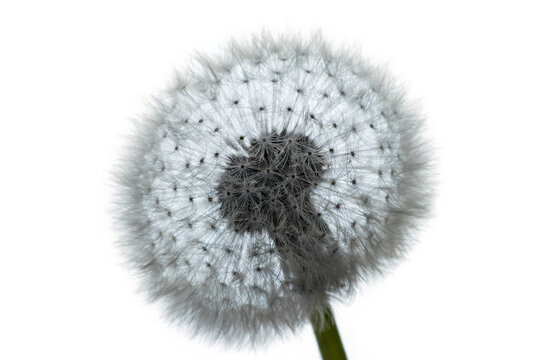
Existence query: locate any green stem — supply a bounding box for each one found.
[310,303,348,360]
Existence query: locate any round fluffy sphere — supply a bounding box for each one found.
[115,32,433,345]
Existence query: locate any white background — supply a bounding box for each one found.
[1,1,539,359]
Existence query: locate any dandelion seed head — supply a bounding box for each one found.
[114,32,434,346]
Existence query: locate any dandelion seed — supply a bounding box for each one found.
[114,32,434,350]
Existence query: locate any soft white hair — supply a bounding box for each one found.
[113,31,434,346]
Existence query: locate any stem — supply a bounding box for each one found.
[310,303,348,360]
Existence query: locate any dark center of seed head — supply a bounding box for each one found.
[217,129,326,236]
[217,131,348,294]
[216,130,348,293]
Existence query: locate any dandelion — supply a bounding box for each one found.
[114,32,433,358]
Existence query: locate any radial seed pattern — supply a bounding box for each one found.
[115,33,433,345]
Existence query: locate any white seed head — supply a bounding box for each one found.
[114,32,434,346]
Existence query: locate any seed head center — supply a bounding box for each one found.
[217,130,327,236]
